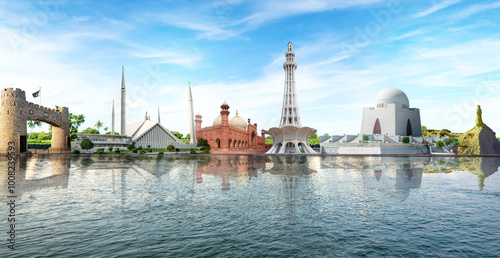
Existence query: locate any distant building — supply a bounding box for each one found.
[74,134,132,149]
[195,101,267,151]
[360,87,422,137]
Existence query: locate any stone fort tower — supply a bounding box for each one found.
[0,88,70,154]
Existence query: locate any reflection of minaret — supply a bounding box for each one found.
[188,82,197,145]
[120,66,126,135]
[111,100,115,135]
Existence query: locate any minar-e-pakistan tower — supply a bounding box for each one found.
[266,42,316,154]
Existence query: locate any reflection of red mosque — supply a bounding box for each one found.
[195,101,269,152]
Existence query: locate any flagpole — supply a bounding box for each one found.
[39,86,41,106]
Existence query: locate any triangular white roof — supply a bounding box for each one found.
[126,119,183,143]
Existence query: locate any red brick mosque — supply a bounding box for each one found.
[195,101,268,153]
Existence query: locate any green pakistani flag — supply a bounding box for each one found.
[32,90,40,98]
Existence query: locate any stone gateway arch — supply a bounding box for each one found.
[0,88,71,154]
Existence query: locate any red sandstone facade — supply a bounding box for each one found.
[195,102,268,151]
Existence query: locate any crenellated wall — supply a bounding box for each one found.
[0,88,70,154]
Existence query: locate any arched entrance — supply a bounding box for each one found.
[251,131,256,148]
[216,138,221,148]
[373,118,381,134]
[0,88,71,154]
[228,139,232,149]
[284,142,296,153]
[406,119,413,136]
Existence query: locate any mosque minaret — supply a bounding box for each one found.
[120,66,126,136]
[188,82,197,145]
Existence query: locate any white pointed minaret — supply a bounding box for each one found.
[188,82,197,145]
[157,106,161,124]
[280,42,301,127]
[111,100,115,135]
[120,66,126,135]
[265,42,316,154]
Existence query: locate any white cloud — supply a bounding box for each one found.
[453,1,500,19]
[414,0,460,18]
[389,29,423,41]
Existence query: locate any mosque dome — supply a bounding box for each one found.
[213,115,222,126]
[374,87,410,108]
[229,110,247,131]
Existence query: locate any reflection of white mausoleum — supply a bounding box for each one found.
[360,87,422,137]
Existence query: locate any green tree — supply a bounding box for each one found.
[105,132,120,135]
[80,138,94,150]
[167,145,176,152]
[323,133,330,137]
[27,120,42,140]
[197,138,210,150]
[308,129,318,140]
[171,131,183,139]
[104,126,108,133]
[362,135,369,142]
[436,140,444,147]
[81,127,100,134]
[186,133,190,140]
[266,136,273,139]
[402,137,410,144]
[421,125,428,131]
[37,131,47,140]
[95,120,104,133]
[108,147,113,152]
[69,113,85,140]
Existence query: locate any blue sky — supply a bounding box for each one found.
[1,0,500,135]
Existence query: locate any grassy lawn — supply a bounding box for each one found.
[28,140,52,145]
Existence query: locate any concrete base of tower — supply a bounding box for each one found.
[265,126,317,154]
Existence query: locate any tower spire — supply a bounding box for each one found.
[188,82,197,145]
[111,100,115,135]
[120,66,126,135]
[158,106,161,124]
[280,42,301,127]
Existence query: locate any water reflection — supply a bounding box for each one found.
[1,155,498,200]
[0,156,70,201]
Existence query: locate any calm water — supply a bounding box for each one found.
[1,155,500,257]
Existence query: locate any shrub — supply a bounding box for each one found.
[80,138,94,150]
[127,144,134,150]
[147,145,151,149]
[139,150,147,154]
[72,150,80,154]
[138,146,143,150]
[190,149,197,154]
[402,137,410,144]
[175,148,180,152]
[108,147,113,152]
[362,135,369,142]
[95,148,105,154]
[158,151,164,155]
[148,149,152,152]
[167,145,176,152]
[436,140,444,147]
[114,149,121,154]
[203,149,210,154]
[132,149,138,153]
[197,138,210,150]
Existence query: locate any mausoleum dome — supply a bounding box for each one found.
[213,115,222,126]
[229,110,247,131]
[374,87,410,108]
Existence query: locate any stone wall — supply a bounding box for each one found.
[0,88,70,154]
